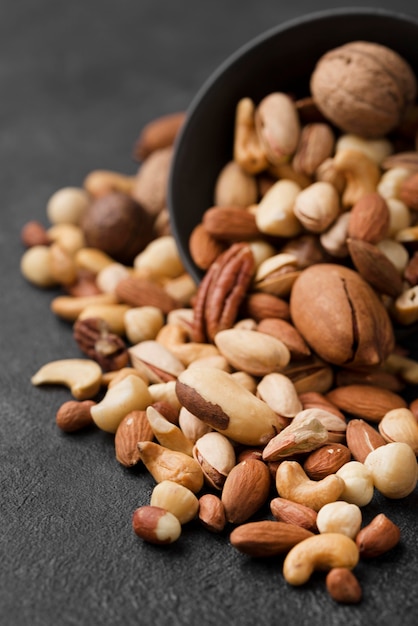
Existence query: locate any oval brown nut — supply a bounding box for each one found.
[221,459,271,525]
[356,513,401,558]
[326,384,407,423]
[56,400,95,432]
[326,568,362,604]
[230,520,314,557]
[290,263,395,367]
[198,493,226,533]
[303,443,351,480]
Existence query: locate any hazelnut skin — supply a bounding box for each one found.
[81,191,154,265]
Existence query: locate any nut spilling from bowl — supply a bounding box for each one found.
[22,38,418,606]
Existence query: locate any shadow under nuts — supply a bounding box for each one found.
[290,263,395,367]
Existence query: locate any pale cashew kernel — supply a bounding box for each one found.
[333,149,381,207]
[335,134,393,165]
[283,533,359,585]
[275,460,345,511]
[31,358,102,400]
[316,501,362,539]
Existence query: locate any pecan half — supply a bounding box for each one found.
[192,242,255,343]
[73,317,129,371]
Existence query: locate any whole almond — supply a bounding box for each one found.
[56,400,95,432]
[198,493,226,533]
[356,513,401,558]
[115,409,154,467]
[221,459,271,524]
[347,192,390,243]
[189,223,226,270]
[257,318,311,360]
[303,443,351,480]
[345,419,386,462]
[326,568,362,604]
[270,497,318,532]
[202,206,260,241]
[326,384,407,422]
[347,238,403,298]
[133,111,186,161]
[115,276,179,314]
[399,171,418,209]
[230,520,313,557]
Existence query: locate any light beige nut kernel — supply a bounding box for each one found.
[283,533,359,585]
[214,328,290,376]
[333,149,381,207]
[124,306,165,344]
[150,480,199,525]
[378,407,418,453]
[336,461,374,507]
[257,372,303,419]
[214,160,258,207]
[255,92,301,165]
[31,358,102,400]
[137,441,204,493]
[146,405,193,456]
[47,223,86,255]
[316,501,362,539]
[193,431,236,490]
[133,235,184,280]
[262,413,328,462]
[46,186,91,225]
[293,181,340,233]
[275,461,345,511]
[90,374,152,433]
[20,245,57,288]
[132,505,181,544]
[365,441,418,498]
[255,179,302,237]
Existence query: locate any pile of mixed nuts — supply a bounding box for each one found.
[21,40,418,605]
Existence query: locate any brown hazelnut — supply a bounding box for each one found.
[81,191,154,265]
[310,41,417,138]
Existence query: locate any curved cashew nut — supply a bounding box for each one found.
[333,148,381,207]
[31,358,102,400]
[233,98,269,174]
[283,533,359,585]
[275,461,345,511]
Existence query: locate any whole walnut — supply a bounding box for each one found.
[310,41,417,138]
[81,191,154,265]
[290,263,395,367]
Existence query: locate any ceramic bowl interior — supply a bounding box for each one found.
[168,7,418,284]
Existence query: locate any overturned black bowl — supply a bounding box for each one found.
[168,7,418,284]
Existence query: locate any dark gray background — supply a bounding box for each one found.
[1,1,418,625]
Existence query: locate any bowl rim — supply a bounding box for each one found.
[168,6,418,285]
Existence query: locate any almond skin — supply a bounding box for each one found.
[56,400,95,432]
[115,276,180,313]
[270,497,318,532]
[189,223,226,270]
[347,192,390,243]
[356,513,401,558]
[115,409,154,467]
[221,459,271,524]
[326,384,407,422]
[202,206,260,241]
[347,238,403,298]
[230,520,314,557]
[303,443,351,480]
[345,419,386,462]
[326,568,362,604]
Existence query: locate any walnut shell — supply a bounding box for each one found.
[310,41,417,138]
[289,263,395,367]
